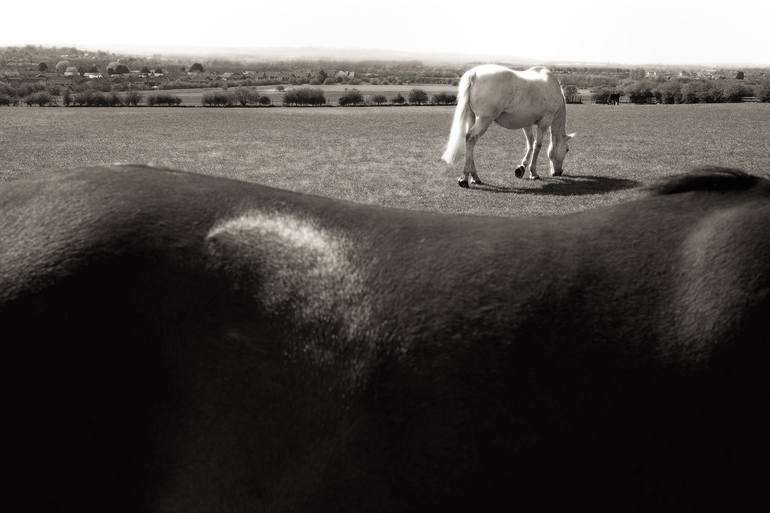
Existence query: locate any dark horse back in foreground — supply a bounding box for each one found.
[2,165,769,512]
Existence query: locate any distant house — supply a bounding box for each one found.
[335,70,355,80]
[186,71,207,79]
[84,72,103,79]
[63,66,80,77]
[46,76,75,87]
[697,69,721,80]
[220,72,234,80]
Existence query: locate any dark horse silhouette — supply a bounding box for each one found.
[2,165,769,513]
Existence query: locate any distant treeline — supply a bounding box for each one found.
[0,84,459,107]
[5,77,769,108]
[566,78,770,104]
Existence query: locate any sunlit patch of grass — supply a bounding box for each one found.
[2,104,769,218]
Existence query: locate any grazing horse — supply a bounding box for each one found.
[3,165,770,513]
[441,64,575,187]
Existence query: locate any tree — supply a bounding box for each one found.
[108,62,129,75]
[722,82,752,103]
[154,67,164,74]
[141,66,151,74]
[147,93,182,106]
[190,63,205,72]
[124,90,143,106]
[62,89,72,106]
[391,93,405,104]
[38,62,48,72]
[87,65,99,73]
[654,80,683,104]
[55,60,69,73]
[591,86,613,104]
[430,92,457,105]
[202,91,234,107]
[26,91,54,106]
[408,88,428,104]
[233,87,259,106]
[338,88,363,106]
[372,94,387,105]
[754,81,770,102]
[282,88,326,106]
[562,85,579,97]
[735,71,744,80]
[680,81,704,103]
[108,92,124,107]
[621,79,655,104]
[681,80,724,103]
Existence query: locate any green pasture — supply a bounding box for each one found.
[2,103,769,217]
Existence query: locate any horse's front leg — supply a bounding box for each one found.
[527,124,548,180]
[459,116,492,187]
[514,126,534,179]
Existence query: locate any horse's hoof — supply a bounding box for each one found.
[529,175,541,181]
[552,170,563,177]
[458,178,470,188]
[514,166,525,179]
[470,178,483,186]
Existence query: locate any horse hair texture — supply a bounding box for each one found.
[649,166,760,195]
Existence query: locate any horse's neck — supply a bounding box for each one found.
[551,104,567,139]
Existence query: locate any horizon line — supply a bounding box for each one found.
[2,42,769,68]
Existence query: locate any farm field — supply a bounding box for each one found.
[160,83,460,106]
[2,103,769,217]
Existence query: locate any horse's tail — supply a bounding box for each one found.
[441,70,475,165]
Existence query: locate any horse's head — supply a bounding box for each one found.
[549,132,576,176]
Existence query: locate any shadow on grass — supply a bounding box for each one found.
[472,175,640,196]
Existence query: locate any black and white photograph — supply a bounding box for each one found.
[2,1,770,511]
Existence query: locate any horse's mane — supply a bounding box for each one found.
[649,167,760,195]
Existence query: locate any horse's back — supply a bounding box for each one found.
[3,165,770,512]
[465,64,564,124]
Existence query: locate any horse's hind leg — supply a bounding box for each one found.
[459,115,492,187]
[515,127,534,179]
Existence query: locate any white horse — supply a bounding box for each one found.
[442,64,576,187]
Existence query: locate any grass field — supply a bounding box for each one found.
[2,103,770,217]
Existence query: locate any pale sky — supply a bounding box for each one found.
[3,0,769,65]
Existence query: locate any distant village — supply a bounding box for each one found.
[0,45,462,90]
